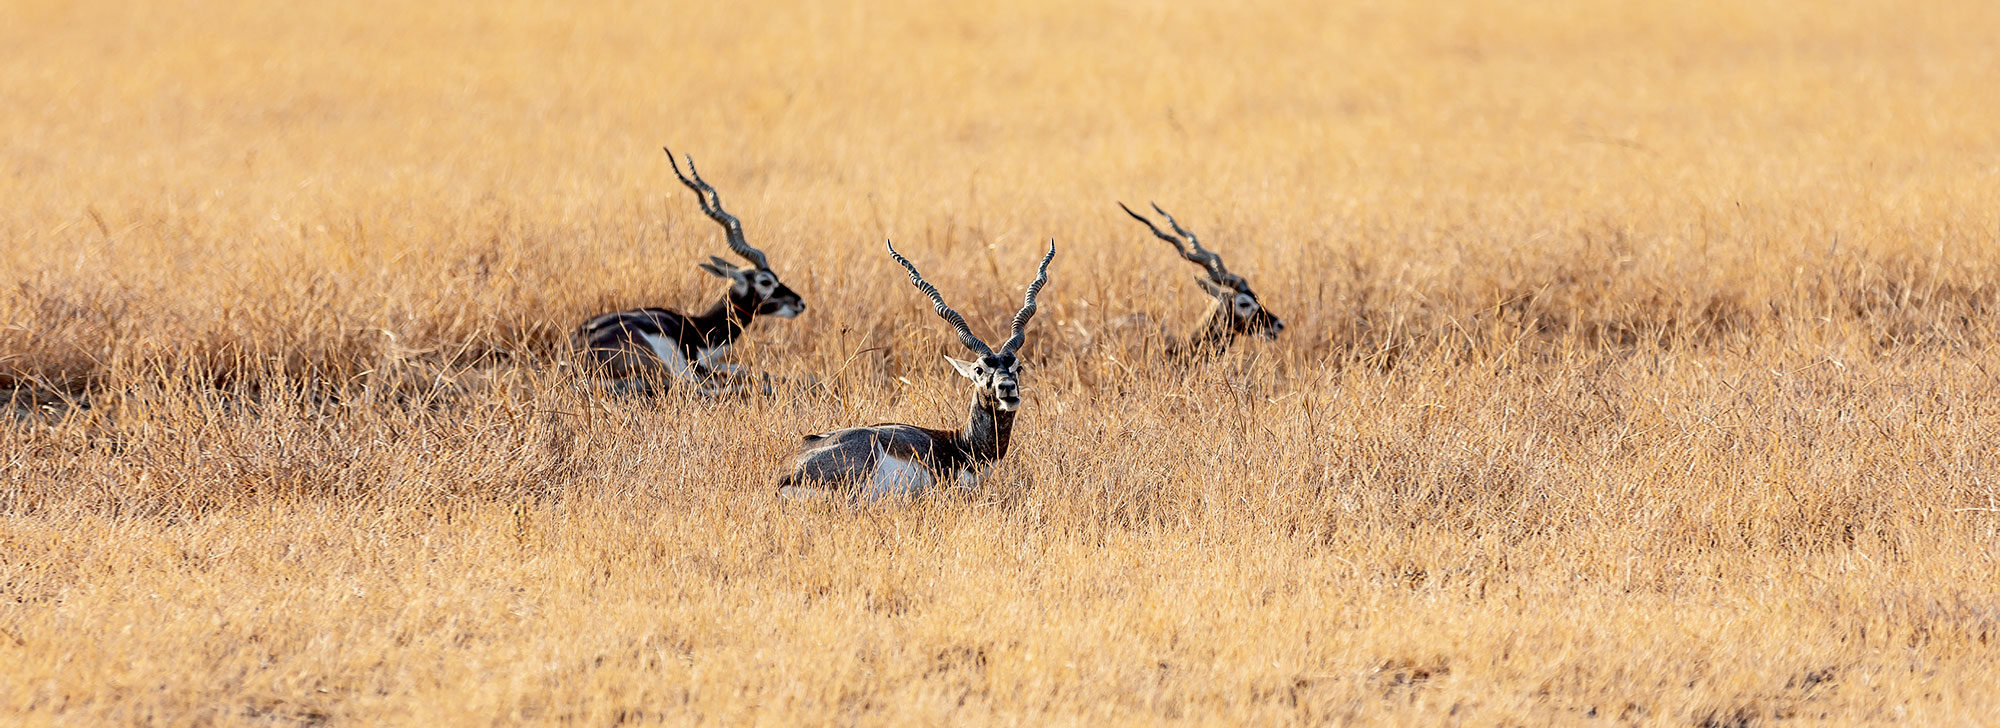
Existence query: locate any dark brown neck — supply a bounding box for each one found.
[959,394,1014,463]
[685,290,759,348]
[1168,305,1235,362]
[912,393,1015,476]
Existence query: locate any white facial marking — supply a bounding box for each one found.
[1234,293,1257,316]
[867,450,932,501]
[766,303,802,319]
[754,273,777,296]
[946,356,980,380]
[638,332,701,382]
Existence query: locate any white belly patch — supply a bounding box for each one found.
[866,450,933,501]
[637,332,699,381]
[956,464,991,489]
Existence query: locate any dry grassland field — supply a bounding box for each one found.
[5,0,2000,724]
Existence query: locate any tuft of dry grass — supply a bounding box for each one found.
[4,0,2000,723]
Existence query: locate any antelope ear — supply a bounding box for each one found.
[944,356,981,379]
[1194,276,1233,299]
[700,259,751,293]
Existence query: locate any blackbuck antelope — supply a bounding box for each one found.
[574,148,805,395]
[777,240,1056,501]
[1118,202,1284,361]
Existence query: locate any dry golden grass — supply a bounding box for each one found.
[5,0,2000,724]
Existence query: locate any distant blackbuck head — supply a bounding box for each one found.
[573,148,805,395]
[1118,202,1284,361]
[778,239,1056,502]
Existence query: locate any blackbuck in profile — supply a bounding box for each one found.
[574,148,805,395]
[1118,202,1284,361]
[777,239,1056,501]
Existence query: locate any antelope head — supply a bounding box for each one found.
[666,147,806,319]
[887,239,1056,413]
[1119,202,1284,342]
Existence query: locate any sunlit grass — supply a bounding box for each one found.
[3,0,1999,723]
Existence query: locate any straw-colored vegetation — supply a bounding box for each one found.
[5,0,1999,724]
